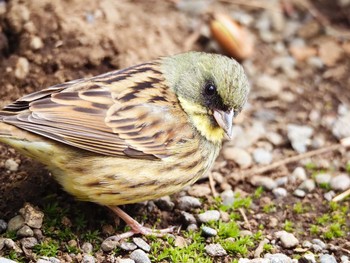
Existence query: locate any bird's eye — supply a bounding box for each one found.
[204,83,216,96]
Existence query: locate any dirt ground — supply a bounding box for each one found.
[0,0,349,262]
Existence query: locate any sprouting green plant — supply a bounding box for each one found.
[33,240,59,257]
[283,220,294,232]
[293,202,304,214]
[310,224,320,235]
[253,187,264,199]
[263,204,276,213]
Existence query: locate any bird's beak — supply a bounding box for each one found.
[213,109,235,139]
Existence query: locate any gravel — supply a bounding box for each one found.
[253,148,273,165]
[315,173,332,185]
[197,210,221,223]
[287,124,314,153]
[298,179,316,192]
[330,174,350,191]
[205,243,227,257]
[275,231,299,248]
[220,189,235,206]
[272,187,287,198]
[177,196,202,211]
[222,147,252,168]
[201,226,217,237]
[132,238,150,252]
[129,249,151,263]
[319,254,337,263]
[250,175,277,190]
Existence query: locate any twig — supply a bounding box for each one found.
[254,238,269,258]
[208,173,218,198]
[332,188,350,202]
[238,208,251,230]
[232,138,350,180]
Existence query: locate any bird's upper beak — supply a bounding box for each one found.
[213,109,235,139]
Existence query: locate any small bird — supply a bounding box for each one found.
[0,52,249,238]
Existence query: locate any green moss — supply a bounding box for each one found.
[33,240,59,257]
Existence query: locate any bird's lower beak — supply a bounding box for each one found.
[213,109,235,139]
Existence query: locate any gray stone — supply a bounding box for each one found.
[312,244,323,253]
[119,241,137,251]
[180,211,196,225]
[222,147,252,168]
[271,56,298,79]
[21,203,44,228]
[197,210,220,223]
[302,240,312,248]
[253,148,273,165]
[117,259,135,263]
[312,239,326,249]
[287,124,313,153]
[177,196,201,211]
[187,223,198,231]
[4,158,19,172]
[291,167,307,181]
[15,57,30,79]
[132,238,150,252]
[272,187,287,198]
[340,255,349,263]
[48,257,60,263]
[255,74,282,97]
[307,57,324,69]
[82,242,93,254]
[201,226,217,237]
[37,260,51,263]
[154,196,174,211]
[320,254,337,263]
[324,191,336,201]
[315,173,332,185]
[0,219,7,233]
[251,175,277,190]
[20,237,38,248]
[130,249,151,263]
[293,189,306,197]
[17,225,34,237]
[0,257,18,263]
[275,177,288,186]
[264,253,293,263]
[266,132,283,146]
[82,254,95,263]
[332,113,350,139]
[205,243,227,257]
[4,239,22,253]
[330,174,350,191]
[298,179,316,192]
[101,239,118,252]
[275,231,299,248]
[220,189,235,206]
[7,215,25,232]
[301,253,316,263]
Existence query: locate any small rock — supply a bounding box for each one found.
[37,259,51,263]
[132,238,150,252]
[4,158,19,172]
[180,211,196,225]
[15,57,30,79]
[255,74,282,97]
[154,196,174,211]
[119,241,137,251]
[201,226,217,237]
[20,203,44,228]
[312,239,326,249]
[291,167,307,181]
[264,253,293,262]
[17,225,34,237]
[275,231,299,248]
[293,189,306,197]
[298,179,316,192]
[330,174,350,191]
[82,254,95,263]
[340,255,349,263]
[130,249,151,263]
[315,173,332,185]
[187,223,198,231]
[30,36,44,50]
[177,196,201,211]
[320,254,337,263]
[312,244,323,253]
[268,217,278,228]
[222,147,252,168]
[82,242,93,254]
[287,124,313,153]
[4,239,22,253]
[197,210,221,223]
[332,113,350,139]
[220,189,235,206]
[271,56,298,78]
[302,240,312,248]
[205,244,227,257]
[0,219,7,233]
[275,176,288,186]
[319,40,343,66]
[117,259,135,263]
[307,56,324,69]
[300,253,316,263]
[188,184,211,197]
[324,191,336,201]
[33,229,44,241]
[240,230,253,236]
[265,132,283,146]
[20,237,38,248]
[174,236,187,248]
[253,148,273,165]
[250,175,277,190]
[101,239,118,252]
[272,187,287,198]
[7,215,25,232]
[0,257,17,263]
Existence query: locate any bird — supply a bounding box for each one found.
[0,52,249,238]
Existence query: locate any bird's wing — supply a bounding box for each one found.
[1,61,194,159]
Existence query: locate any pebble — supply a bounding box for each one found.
[298,179,316,192]
[272,187,287,198]
[330,174,350,191]
[315,173,332,185]
[119,241,137,251]
[4,239,22,253]
[82,254,95,263]
[17,225,34,237]
[177,196,201,211]
[253,148,273,165]
[320,254,337,263]
[4,158,19,172]
[307,56,324,69]
[201,226,217,237]
[220,189,235,206]
[332,113,350,139]
[312,239,326,249]
[180,211,197,225]
[0,257,17,263]
[20,203,44,228]
[187,223,198,231]
[7,215,25,232]
[154,196,174,211]
[287,124,313,153]
[300,253,316,263]
[275,231,299,248]
[255,74,282,97]
[268,217,278,228]
[14,57,30,79]
[324,191,336,201]
[341,255,349,263]
[302,240,312,248]
[222,147,252,168]
[174,236,187,248]
[0,219,7,233]
[293,189,306,198]
[291,167,307,181]
[20,237,38,248]
[37,259,51,263]
[272,56,298,79]
[188,184,211,197]
[197,210,221,223]
[30,36,44,50]
[275,176,288,186]
[82,242,93,254]
[117,259,135,263]
[264,253,293,262]
[265,131,283,146]
[129,249,151,263]
[101,239,118,252]
[133,238,150,252]
[250,175,277,190]
[205,243,227,257]
[312,244,323,253]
